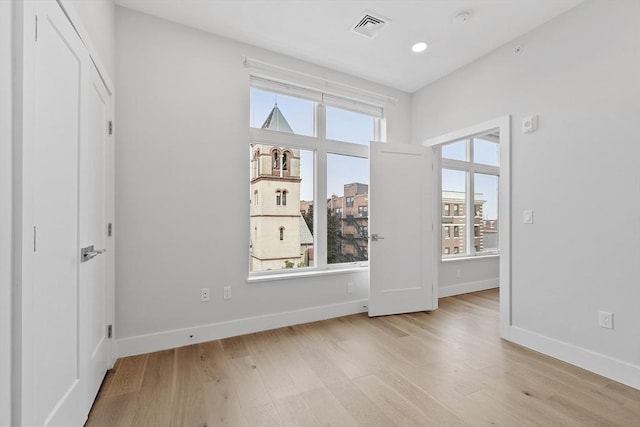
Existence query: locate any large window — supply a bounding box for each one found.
[440,133,499,259]
[249,79,381,274]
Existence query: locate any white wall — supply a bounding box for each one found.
[61,0,116,80]
[1,2,14,424]
[412,0,640,388]
[439,258,499,298]
[114,7,411,355]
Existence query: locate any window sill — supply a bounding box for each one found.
[247,266,368,284]
[441,253,499,263]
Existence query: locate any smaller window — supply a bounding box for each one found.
[453,204,460,216]
[334,207,342,218]
[359,226,368,238]
[358,206,368,217]
[273,151,280,170]
[444,226,450,239]
[276,190,282,206]
[346,196,354,207]
[282,190,287,206]
[475,245,479,252]
[254,190,259,206]
[454,226,460,238]
[474,225,480,237]
[453,247,459,254]
[282,152,288,171]
[444,247,450,255]
[279,227,284,241]
[444,204,450,216]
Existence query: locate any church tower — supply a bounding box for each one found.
[250,104,311,271]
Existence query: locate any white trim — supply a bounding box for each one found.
[424,115,511,339]
[438,279,499,298]
[0,1,14,425]
[248,266,367,283]
[509,326,640,390]
[116,299,368,358]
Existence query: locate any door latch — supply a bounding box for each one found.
[370,234,385,241]
[81,245,107,262]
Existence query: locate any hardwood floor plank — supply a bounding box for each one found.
[130,349,176,427]
[105,353,148,397]
[203,378,247,427]
[170,344,207,427]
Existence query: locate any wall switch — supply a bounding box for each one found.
[522,115,538,133]
[347,282,353,294]
[523,210,534,224]
[598,311,613,329]
[223,286,232,300]
[200,288,210,302]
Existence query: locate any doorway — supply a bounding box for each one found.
[425,116,511,339]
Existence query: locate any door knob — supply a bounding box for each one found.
[370,234,385,241]
[81,245,107,262]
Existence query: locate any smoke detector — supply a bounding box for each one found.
[453,11,472,24]
[351,11,390,39]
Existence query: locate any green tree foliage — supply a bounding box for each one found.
[302,204,342,264]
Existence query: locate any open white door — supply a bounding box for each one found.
[368,142,436,316]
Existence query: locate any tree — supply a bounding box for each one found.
[327,208,342,263]
[302,203,342,264]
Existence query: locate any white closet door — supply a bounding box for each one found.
[80,63,111,410]
[22,1,89,425]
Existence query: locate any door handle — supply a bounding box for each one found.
[370,234,385,241]
[81,245,107,262]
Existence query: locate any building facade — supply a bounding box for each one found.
[249,104,313,271]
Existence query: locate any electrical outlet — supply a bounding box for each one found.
[223,286,232,300]
[200,288,210,302]
[598,311,613,329]
[347,282,353,294]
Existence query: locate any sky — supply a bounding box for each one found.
[251,88,497,218]
[251,88,371,200]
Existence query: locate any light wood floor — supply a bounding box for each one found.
[86,290,640,426]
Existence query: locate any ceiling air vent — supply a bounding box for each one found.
[351,11,390,39]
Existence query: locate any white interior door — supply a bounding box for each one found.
[24,1,89,425]
[80,63,111,409]
[368,142,436,316]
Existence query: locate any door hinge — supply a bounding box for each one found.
[107,223,113,237]
[108,121,113,135]
[107,324,113,339]
[35,15,38,41]
[33,226,37,252]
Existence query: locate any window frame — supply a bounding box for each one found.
[249,77,384,278]
[440,137,500,260]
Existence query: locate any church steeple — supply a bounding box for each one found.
[261,104,294,134]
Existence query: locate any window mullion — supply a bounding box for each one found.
[315,105,328,270]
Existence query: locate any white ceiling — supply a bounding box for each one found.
[114,0,584,93]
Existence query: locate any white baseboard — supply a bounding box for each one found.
[509,326,640,390]
[438,278,499,298]
[116,299,368,358]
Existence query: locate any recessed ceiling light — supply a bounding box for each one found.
[411,42,428,53]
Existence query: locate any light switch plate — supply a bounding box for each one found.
[523,210,534,224]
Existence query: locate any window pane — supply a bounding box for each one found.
[327,154,369,263]
[473,137,499,166]
[250,144,314,272]
[442,169,466,257]
[442,139,468,161]
[474,173,499,253]
[326,106,374,145]
[250,88,314,136]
